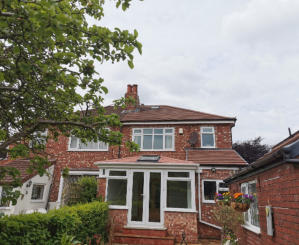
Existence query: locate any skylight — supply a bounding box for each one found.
[137,155,160,162]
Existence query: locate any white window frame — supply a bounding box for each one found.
[201,126,216,148]
[68,136,109,151]
[105,170,129,209]
[165,170,196,212]
[29,130,48,148]
[241,180,260,233]
[132,128,175,151]
[202,179,229,203]
[31,183,46,202]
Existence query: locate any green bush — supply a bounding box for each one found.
[65,176,98,206]
[0,201,108,245]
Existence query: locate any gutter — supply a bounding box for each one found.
[225,139,299,184]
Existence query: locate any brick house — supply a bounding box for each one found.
[225,131,299,245]
[44,84,247,243]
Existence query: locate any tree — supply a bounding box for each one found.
[233,137,270,164]
[0,0,141,203]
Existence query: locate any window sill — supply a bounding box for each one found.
[67,149,109,152]
[164,208,197,213]
[139,149,175,152]
[31,200,45,203]
[108,205,128,210]
[0,207,11,210]
[202,200,216,204]
[242,224,261,234]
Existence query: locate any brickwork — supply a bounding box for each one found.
[199,168,236,238]
[230,163,299,245]
[164,211,198,243]
[97,177,106,200]
[47,123,233,202]
[109,209,128,233]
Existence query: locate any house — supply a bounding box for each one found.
[0,160,54,215]
[44,84,247,243]
[224,131,299,245]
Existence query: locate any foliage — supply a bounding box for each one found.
[215,192,231,206]
[0,201,108,245]
[65,176,98,206]
[232,192,254,205]
[212,205,244,245]
[0,0,142,203]
[233,137,270,164]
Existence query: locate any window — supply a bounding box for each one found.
[166,171,194,210]
[31,184,45,201]
[106,170,127,207]
[201,127,215,148]
[68,136,108,151]
[29,130,48,148]
[202,180,229,203]
[133,128,174,151]
[0,187,10,207]
[241,181,259,229]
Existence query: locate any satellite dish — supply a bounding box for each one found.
[188,132,199,147]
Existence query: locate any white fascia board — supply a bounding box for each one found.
[122,120,235,125]
[94,162,199,170]
[198,166,241,171]
[68,171,99,175]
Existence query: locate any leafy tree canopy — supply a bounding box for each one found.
[233,137,270,164]
[0,0,141,202]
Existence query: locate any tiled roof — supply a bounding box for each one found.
[0,159,54,184]
[270,130,299,152]
[98,155,194,164]
[104,105,235,123]
[187,149,247,166]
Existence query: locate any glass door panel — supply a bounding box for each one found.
[149,172,161,222]
[131,172,144,222]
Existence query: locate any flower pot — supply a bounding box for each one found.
[231,202,250,212]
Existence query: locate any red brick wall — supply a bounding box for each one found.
[164,211,198,243]
[200,169,238,228]
[97,177,106,200]
[109,209,128,233]
[47,123,233,202]
[229,163,299,245]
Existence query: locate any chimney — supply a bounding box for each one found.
[125,84,140,109]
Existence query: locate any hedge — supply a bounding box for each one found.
[0,201,108,245]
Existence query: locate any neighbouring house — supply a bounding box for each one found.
[0,160,54,215]
[43,84,247,243]
[225,130,299,245]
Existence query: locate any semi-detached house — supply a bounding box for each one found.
[45,84,247,244]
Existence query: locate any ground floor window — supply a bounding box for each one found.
[241,181,259,228]
[106,170,128,207]
[166,171,194,210]
[31,184,45,201]
[202,179,229,203]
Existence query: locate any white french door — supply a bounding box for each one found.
[128,170,163,227]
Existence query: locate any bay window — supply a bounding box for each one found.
[133,128,174,151]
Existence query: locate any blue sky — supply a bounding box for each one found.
[90,0,299,145]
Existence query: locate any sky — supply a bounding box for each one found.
[91,0,299,145]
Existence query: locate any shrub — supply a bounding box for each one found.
[63,176,98,206]
[0,201,108,245]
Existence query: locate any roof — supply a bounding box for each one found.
[97,155,194,164]
[103,105,236,123]
[271,130,299,152]
[0,159,54,184]
[225,139,299,184]
[186,149,247,166]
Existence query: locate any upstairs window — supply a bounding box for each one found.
[68,136,108,151]
[29,130,48,148]
[201,127,215,148]
[133,128,174,151]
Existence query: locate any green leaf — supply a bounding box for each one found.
[128,60,134,69]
